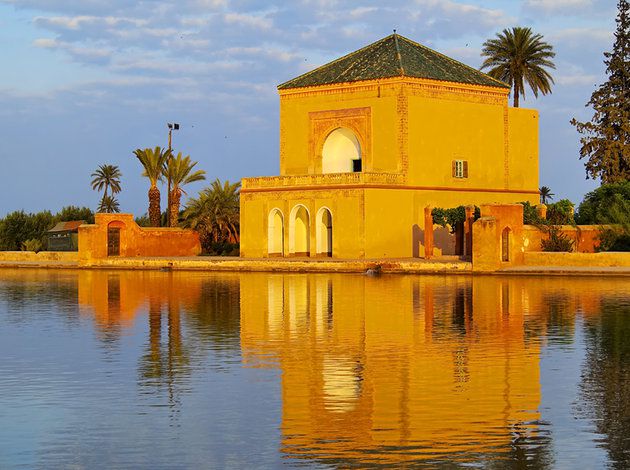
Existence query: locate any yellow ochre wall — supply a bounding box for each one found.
[241,76,540,259]
[239,274,542,465]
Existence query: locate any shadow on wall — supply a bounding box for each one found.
[434,227,457,256]
[412,224,424,258]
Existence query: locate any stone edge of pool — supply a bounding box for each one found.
[1,257,630,276]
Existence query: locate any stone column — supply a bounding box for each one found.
[465,205,475,257]
[424,206,434,259]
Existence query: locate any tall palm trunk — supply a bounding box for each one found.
[169,188,181,227]
[149,185,162,227]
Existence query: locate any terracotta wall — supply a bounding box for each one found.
[472,204,624,271]
[78,213,200,263]
[523,225,602,253]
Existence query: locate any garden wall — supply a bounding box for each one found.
[78,213,200,265]
[0,251,79,262]
[522,225,602,253]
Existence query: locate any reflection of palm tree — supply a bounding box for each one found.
[138,294,189,411]
[138,296,163,381]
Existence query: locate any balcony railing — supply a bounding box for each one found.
[241,172,405,190]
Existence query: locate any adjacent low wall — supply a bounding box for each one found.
[79,213,201,264]
[523,225,602,253]
[0,251,79,262]
[523,251,630,267]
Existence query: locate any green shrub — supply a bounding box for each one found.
[135,214,151,227]
[541,226,574,252]
[431,206,479,233]
[21,239,43,253]
[546,199,575,225]
[520,201,543,225]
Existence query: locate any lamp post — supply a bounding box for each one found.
[167,123,179,226]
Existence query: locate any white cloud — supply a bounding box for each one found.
[524,0,593,13]
[33,37,112,62]
[34,15,146,30]
[224,12,273,30]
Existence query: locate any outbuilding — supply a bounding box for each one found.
[47,220,85,251]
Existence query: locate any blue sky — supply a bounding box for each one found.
[0,0,619,216]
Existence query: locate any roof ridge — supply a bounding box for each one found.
[396,35,509,88]
[277,34,398,89]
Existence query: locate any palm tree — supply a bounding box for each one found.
[182,179,241,250]
[134,147,169,227]
[91,164,122,213]
[97,195,120,213]
[163,153,206,226]
[539,186,555,204]
[480,27,556,107]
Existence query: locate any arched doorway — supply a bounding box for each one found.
[107,221,125,257]
[289,205,310,256]
[322,128,362,173]
[501,227,511,262]
[267,208,284,257]
[316,207,333,257]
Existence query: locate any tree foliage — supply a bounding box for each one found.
[480,26,555,107]
[571,0,630,183]
[56,205,95,224]
[0,206,94,251]
[134,147,169,227]
[91,164,122,213]
[539,186,554,204]
[431,206,480,233]
[0,210,54,250]
[182,179,240,254]
[164,153,206,227]
[576,182,630,251]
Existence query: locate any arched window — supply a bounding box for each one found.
[322,128,362,173]
[502,227,511,262]
[267,208,284,256]
[289,205,310,256]
[316,207,333,256]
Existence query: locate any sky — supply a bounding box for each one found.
[0,0,619,217]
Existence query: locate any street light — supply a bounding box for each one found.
[166,123,179,226]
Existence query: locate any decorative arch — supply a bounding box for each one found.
[316,207,333,257]
[321,127,362,174]
[107,220,125,257]
[501,227,511,262]
[289,205,310,256]
[267,208,284,257]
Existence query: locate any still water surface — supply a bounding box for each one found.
[0,269,629,469]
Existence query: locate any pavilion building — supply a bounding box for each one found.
[239,34,539,259]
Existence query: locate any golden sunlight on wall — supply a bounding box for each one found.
[239,274,550,465]
[321,127,361,173]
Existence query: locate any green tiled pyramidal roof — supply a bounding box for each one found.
[278,34,509,90]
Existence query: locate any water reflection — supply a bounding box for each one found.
[1,270,629,468]
[580,296,630,470]
[240,275,551,466]
[77,271,241,410]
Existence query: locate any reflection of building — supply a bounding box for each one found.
[240,274,545,465]
[240,34,539,259]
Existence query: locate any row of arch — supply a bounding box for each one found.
[268,206,333,257]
